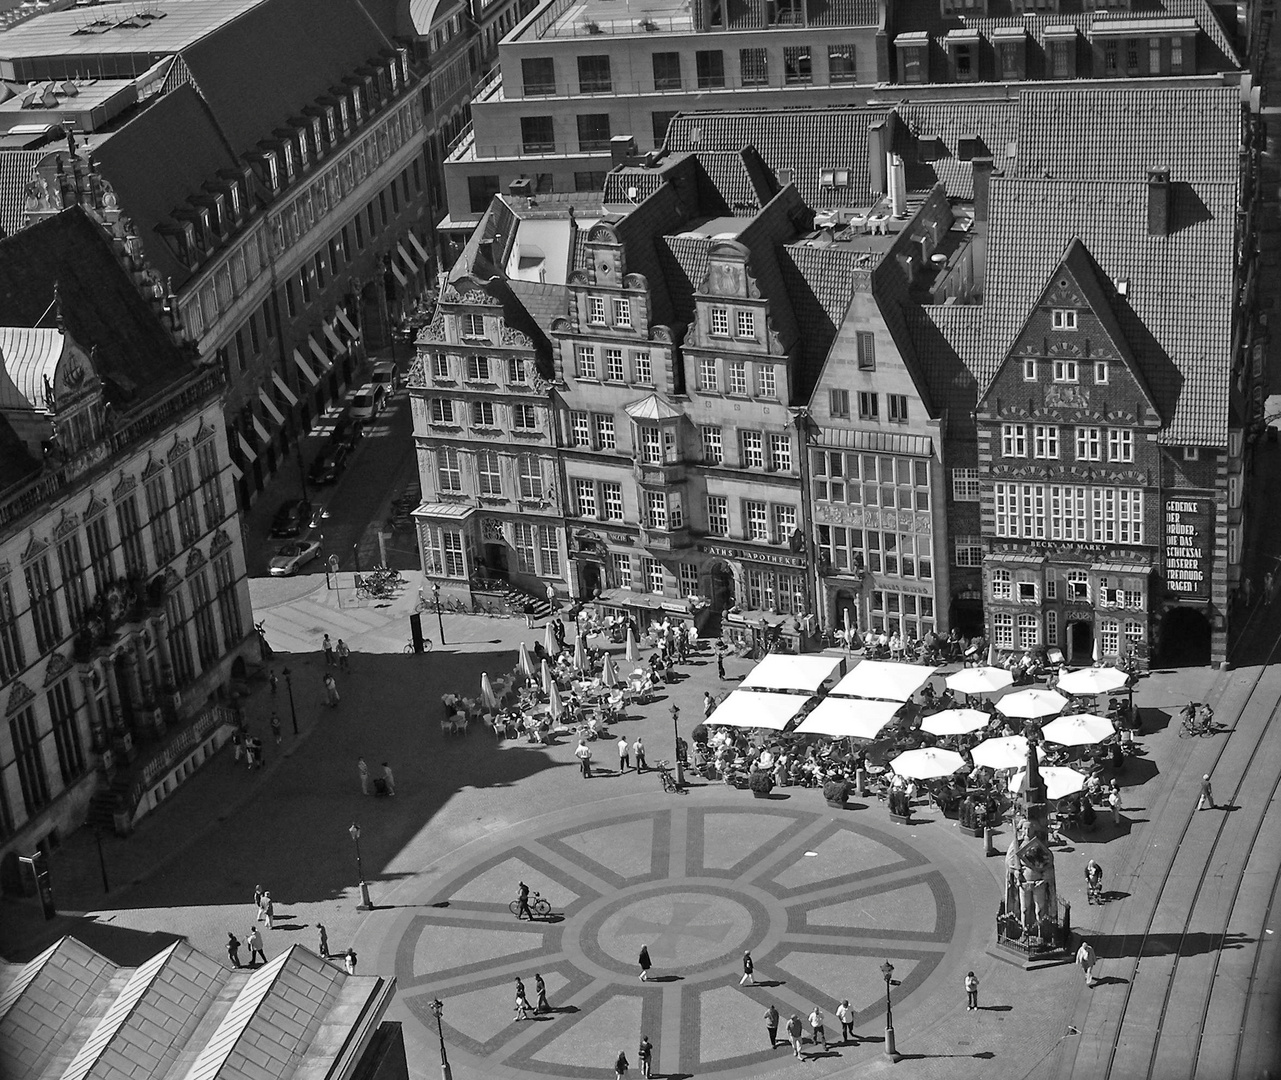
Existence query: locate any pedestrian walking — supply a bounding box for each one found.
[232,728,243,763]
[1267,571,1276,605]
[270,712,282,745]
[1076,941,1097,986]
[739,951,755,985]
[633,736,647,772]
[247,927,266,967]
[358,757,370,794]
[836,1000,855,1042]
[226,932,242,968]
[965,971,979,1010]
[638,944,652,981]
[514,978,531,1020]
[524,599,536,628]
[324,673,340,707]
[808,1006,828,1051]
[251,736,264,769]
[253,884,264,914]
[535,972,550,1012]
[516,881,534,921]
[1198,774,1215,810]
[637,1036,653,1078]
[382,762,395,796]
[618,735,630,774]
[1244,576,1255,606]
[344,948,357,975]
[786,1013,804,1058]
[614,1050,629,1079]
[764,1004,779,1048]
[262,892,274,929]
[337,639,350,672]
[1108,788,1121,824]
[245,737,257,771]
[545,582,557,610]
[323,634,334,665]
[575,739,593,778]
[317,924,329,960]
[269,669,278,697]
[703,691,715,719]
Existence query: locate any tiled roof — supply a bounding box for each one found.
[894,100,1020,200]
[0,327,63,410]
[982,175,1236,445]
[613,180,691,327]
[0,938,116,1080]
[506,278,568,339]
[1012,85,1242,185]
[780,241,861,388]
[0,149,51,237]
[905,303,982,432]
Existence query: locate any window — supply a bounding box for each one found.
[710,307,729,336]
[1076,427,1102,461]
[439,530,465,578]
[576,346,597,379]
[856,330,876,370]
[1184,446,1200,461]
[1171,37,1184,72]
[633,352,652,384]
[954,535,983,566]
[740,47,768,86]
[769,433,792,472]
[507,358,526,384]
[888,394,908,423]
[430,398,455,424]
[0,580,24,682]
[992,611,1015,648]
[680,563,700,596]
[602,482,624,520]
[478,450,503,496]
[571,411,591,447]
[595,414,616,449]
[213,552,241,651]
[1033,425,1059,459]
[10,708,49,815]
[773,504,797,545]
[189,569,219,666]
[640,426,663,464]
[588,296,606,324]
[698,359,719,391]
[145,475,175,566]
[745,500,769,541]
[438,446,462,491]
[707,495,729,535]
[578,54,612,93]
[472,401,496,427]
[1023,358,1037,381]
[518,455,543,499]
[86,512,115,591]
[740,430,764,469]
[574,171,608,193]
[463,313,486,338]
[513,523,536,574]
[1053,359,1078,383]
[513,403,538,429]
[466,355,491,381]
[432,353,451,378]
[1018,613,1040,649]
[696,49,725,88]
[644,557,664,594]
[902,44,926,82]
[1095,361,1109,384]
[736,309,756,338]
[783,46,812,84]
[47,678,85,787]
[830,389,850,417]
[25,556,60,653]
[991,568,1012,600]
[613,299,632,327]
[539,526,560,576]
[1046,613,1059,646]
[1108,428,1133,463]
[1017,580,1038,602]
[1002,423,1028,458]
[652,51,682,90]
[828,44,857,82]
[729,361,748,396]
[858,392,878,420]
[575,478,597,518]
[611,551,632,587]
[756,366,776,398]
[116,495,147,576]
[1052,308,1078,331]
[57,535,88,627]
[577,113,611,152]
[646,490,668,529]
[1100,619,1120,658]
[952,468,981,501]
[165,589,193,685]
[702,425,723,463]
[652,110,678,148]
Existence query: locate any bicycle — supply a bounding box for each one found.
[508,891,551,918]
[1178,702,1215,737]
[403,636,435,653]
[655,760,683,794]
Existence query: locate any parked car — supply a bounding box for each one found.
[269,536,323,576]
[347,384,383,422]
[270,498,312,538]
[371,360,398,397]
[308,443,350,485]
[328,414,363,450]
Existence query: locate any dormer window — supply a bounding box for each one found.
[278,140,295,181]
[819,168,850,188]
[1094,361,1109,384]
[337,96,352,134]
[463,313,485,338]
[1052,308,1077,330]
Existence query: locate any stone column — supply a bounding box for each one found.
[81,672,108,751]
[151,613,175,689]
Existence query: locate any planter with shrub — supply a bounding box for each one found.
[823,779,851,808]
[748,770,775,799]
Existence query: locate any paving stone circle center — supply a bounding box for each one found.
[595,888,755,969]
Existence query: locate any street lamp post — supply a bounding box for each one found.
[282,666,298,736]
[670,703,684,787]
[432,581,445,645]
[429,998,454,1080]
[349,822,373,910]
[881,960,900,1061]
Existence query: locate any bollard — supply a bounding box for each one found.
[984,826,996,856]
[856,767,867,798]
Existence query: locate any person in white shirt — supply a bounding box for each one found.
[618,736,630,773]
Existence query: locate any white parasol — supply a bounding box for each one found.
[1040,713,1116,747]
[573,633,587,673]
[890,747,967,780]
[1056,667,1130,696]
[794,698,902,740]
[1008,765,1088,801]
[945,667,1014,696]
[971,735,1045,771]
[545,622,560,657]
[541,658,553,697]
[996,688,1068,719]
[830,660,937,702]
[548,681,564,720]
[625,627,638,663]
[602,654,617,688]
[518,642,535,678]
[920,708,991,737]
[481,671,498,712]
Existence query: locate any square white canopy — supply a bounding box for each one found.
[709,690,813,730]
[794,697,903,740]
[739,653,846,694]
[831,660,938,702]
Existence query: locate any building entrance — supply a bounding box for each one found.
[1158,606,1212,667]
[709,562,735,611]
[1067,619,1095,665]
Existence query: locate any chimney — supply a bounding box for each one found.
[889,153,907,218]
[509,177,532,205]
[1147,167,1171,236]
[868,122,887,194]
[972,156,994,224]
[610,134,638,169]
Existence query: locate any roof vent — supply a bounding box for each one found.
[1146,167,1171,237]
[509,178,533,199]
[777,167,794,186]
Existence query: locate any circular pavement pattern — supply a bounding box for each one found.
[394,804,971,1078]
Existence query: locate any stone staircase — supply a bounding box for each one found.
[85,776,133,829]
[475,578,554,619]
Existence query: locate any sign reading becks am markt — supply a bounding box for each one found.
[1164,498,1212,600]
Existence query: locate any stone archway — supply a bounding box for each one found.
[1067,619,1094,666]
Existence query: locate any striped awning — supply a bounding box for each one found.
[323,321,346,354]
[293,348,320,386]
[231,463,243,480]
[258,389,285,426]
[407,231,430,262]
[397,240,416,271]
[237,432,257,461]
[390,260,408,286]
[337,310,360,338]
[252,416,271,444]
[309,335,331,369]
[272,371,299,406]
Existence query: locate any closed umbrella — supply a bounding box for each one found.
[1009,765,1087,801]
[996,687,1068,719]
[987,641,997,667]
[602,655,617,688]
[574,633,587,673]
[480,671,498,712]
[843,607,853,641]
[545,622,560,657]
[625,627,638,663]
[518,642,535,678]
[541,658,553,696]
[971,735,1045,771]
[1041,714,1115,747]
[1091,636,1102,665]
[548,681,564,721]
[920,708,990,737]
[1057,667,1130,696]
[946,667,1013,696]
[890,747,967,780]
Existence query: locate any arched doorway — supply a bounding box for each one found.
[834,589,858,635]
[709,562,734,611]
[1067,619,1094,665]
[578,558,601,599]
[1158,606,1212,667]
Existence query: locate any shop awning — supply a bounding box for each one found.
[986,552,1046,565]
[293,349,320,386]
[324,321,346,355]
[794,698,902,740]
[408,230,431,262]
[414,502,476,521]
[595,588,687,613]
[397,241,417,271]
[309,335,332,369]
[251,416,271,444]
[231,463,243,480]
[272,372,299,406]
[236,432,257,461]
[390,260,408,286]
[337,311,360,338]
[709,690,812,731]
[831,660,937,702]
[258,389,285,426]
[739,654,845,694]
[1090,561,1152,575]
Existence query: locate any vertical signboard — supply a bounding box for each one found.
[1164,498,1212,601]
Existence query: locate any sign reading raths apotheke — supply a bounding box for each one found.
[1164,497,1213,601]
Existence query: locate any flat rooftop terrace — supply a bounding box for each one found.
[519,0,692,40]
